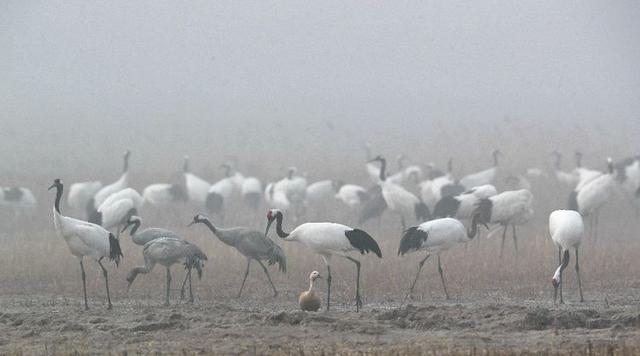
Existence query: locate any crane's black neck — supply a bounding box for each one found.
[130,219,141,235]
[467,213,481,239]
[53,184,63,214]
[378,158,387,182]
[274,213,289,238]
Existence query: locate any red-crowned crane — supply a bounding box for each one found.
[399,216,484,302]
[368,156,430,231]
[549,209,584,304]
[472,189,534,258]
[265,209,382,312]
[459,149,502,189]
[91,150,130,215]
[90,187,143,238]
[49,179,123,310]
[568,158,616,239]
[183,155,211,209]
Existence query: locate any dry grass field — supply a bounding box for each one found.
[1,162,640,354]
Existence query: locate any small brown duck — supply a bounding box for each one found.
[299,271,322,311]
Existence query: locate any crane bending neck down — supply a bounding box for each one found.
[49,179,63,213]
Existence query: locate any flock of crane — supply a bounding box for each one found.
[25,146,640,311]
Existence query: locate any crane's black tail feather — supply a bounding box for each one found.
[345,229,382,258]
[108,233,123,266]
[398,226,428,256]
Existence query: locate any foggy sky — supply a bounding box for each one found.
[1,1,639,179]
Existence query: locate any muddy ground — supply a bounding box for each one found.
[1,290,640,355]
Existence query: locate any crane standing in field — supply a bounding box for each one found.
[90,150,131,216]
[549,210,584,304]
[265,209,382,312]
[49,179,123,310]
[189,214,286,297]
[126,237,207,305]
[398,216,485,302]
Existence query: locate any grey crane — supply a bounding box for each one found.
[189,214,286,297]
[126,237,207,305]
[121,215,193,300]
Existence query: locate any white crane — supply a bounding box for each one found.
[305,179,342,216]
[432,184,498,220]
[0,186,37,217]
[614,155,640,212]
[91,150,130,212]
[549,210,584,304]
[472,189,534,258]
[568,158,615,239]
[552,151,579,187]
[387,155,423,186]
[241,176,263,211]
[265,181,290,212]
[335,184,368,209]
[363,143,381,184]
[368,156,430,230]
[183,155,211,209]
[221,163,245,195]
[49,179,123,310]
[265,209,382,312]
[205,166,236,223]
[90,188,143,237]
[419,159,465,212]
[126,237,207,305]
[190,214,286,297]
[142,183,187,208]
[67,180,102,217]
[398,217,483,301]
[574,151,603,189]
[459,149,502,189]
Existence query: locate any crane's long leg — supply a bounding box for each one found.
[512,225,519,260]
[345,256,362,312]
[576,248,584,302]
[557,247,563,303]
[594,210,599,241]
[179,269,190,300]
[257,260,278,297]
[402,254,430,305]
[499,225,508,258]
[165,267,172,306]
[79,260,89,310]
[187,267,193,303]
[238,259,251,298]
[326,264,332,311]
[437,255,450,299]
[97,257,112,310]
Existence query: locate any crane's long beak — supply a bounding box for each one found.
[47,184,56,191]
[187,221,196,227]
[120,223,130,234]
[264,219,274,237]
[483,223,490,230]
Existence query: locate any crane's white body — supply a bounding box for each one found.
[93,173,128,209]
[208,177,235,201]
[555,169,579,186]
[575,172,615,216]
[142,184,179,207]
[455,184,497,219]
[487,189,534,225]
[97,188,143,229]
[335,184,367,209]
[381,180,420,219]
[575,168,603,191]
[366,163,381,184]
[265,182,290,211]
[420,174,456,211]
[67,181,102,212]
[0,187,37,215]
[241,177,262,197]
[54,208,112,260]
[185,172,210,207]
[284,223,354,261]
[549,210,583,251]
[306,180,337,206]
[404,218,468,255]
[460,167,496,189]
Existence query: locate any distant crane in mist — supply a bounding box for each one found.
[183,155,211,209]
[90,150,130,216]
[49,179,123,310]
[459,149,502,189]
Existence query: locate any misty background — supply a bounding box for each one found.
[1,1,639,187]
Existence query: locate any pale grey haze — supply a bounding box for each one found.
[1,1,639,181]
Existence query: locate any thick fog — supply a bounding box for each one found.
[1,1,639,182]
